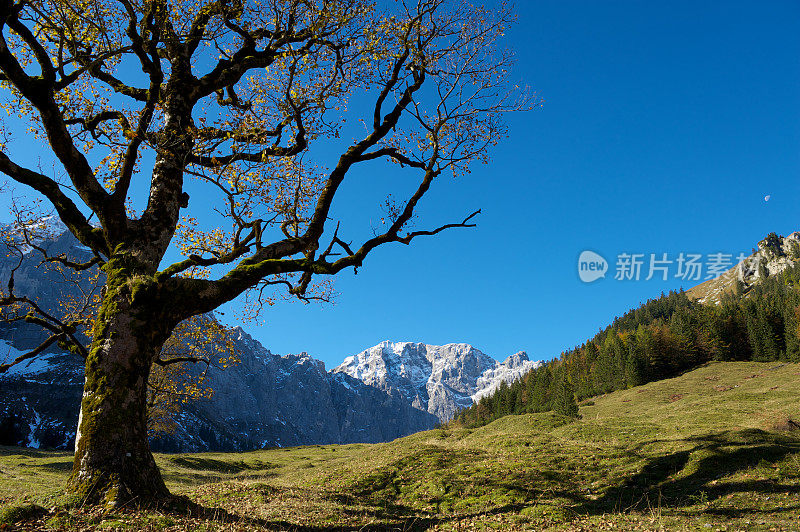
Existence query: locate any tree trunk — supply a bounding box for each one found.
[68,265,173,507]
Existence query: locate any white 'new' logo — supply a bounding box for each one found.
[578,251,608,283]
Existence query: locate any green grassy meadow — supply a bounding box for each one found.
[2,361,800,530]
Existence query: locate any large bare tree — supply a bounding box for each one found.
[0,0,527,506]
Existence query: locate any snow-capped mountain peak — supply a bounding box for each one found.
[333,341,540,422]
[472,351,540,403]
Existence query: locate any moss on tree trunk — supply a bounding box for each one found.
[68,260,173,507]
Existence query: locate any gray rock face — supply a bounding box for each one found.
[472,351,539,403]
[333,341,541,422]
[0,224,95,449]
[0,322,439,451]
[742,232,800,281]
[0,229,438,451]
[0,347,84,449]
[0,322,438,452]
[0,227,97,348]
[0,227,538,450]
[149,328,439,452]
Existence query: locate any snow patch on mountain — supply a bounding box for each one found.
[1,216,69,255]
[0,229,440,451]
[333,341,541,422]
[472,351,539,402]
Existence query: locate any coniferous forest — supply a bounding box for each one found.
[456,259,800,427]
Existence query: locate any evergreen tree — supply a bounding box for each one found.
[553,376,579,418]
[496,381,513,417]
[790,241,800,260]
[786,304,800,362]
[756,306,779,361]
[758,260,770,280]
[530,365,554,412]
[624,350,644,388]
[759,233,784,258]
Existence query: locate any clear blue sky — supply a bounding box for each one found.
[2,1,799,369]
[230,0,800,367]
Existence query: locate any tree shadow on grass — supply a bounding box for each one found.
[315,445,582,529]
[152,429,800,530]
[169,456,276,473]
[24,459,73,472]
[159,456,278,486]
[581,429,800,517]
[171,497,535,531]
[162,446,538,531]
[162,494,449,531]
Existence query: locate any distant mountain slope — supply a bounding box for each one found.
[1,227,540,449]
[0,228,438,451]
[333,341,540,422]
[0,320,440,451]
[458,231,800,428]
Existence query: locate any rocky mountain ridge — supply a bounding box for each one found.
[0,321,441,451]
[0,227,537,450]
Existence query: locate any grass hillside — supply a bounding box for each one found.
[685,264,741,304]
[2,361,799,531]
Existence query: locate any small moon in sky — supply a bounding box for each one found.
[764,195,771,202]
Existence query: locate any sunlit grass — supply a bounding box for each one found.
[2,361,799,530]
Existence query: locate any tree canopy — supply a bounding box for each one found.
[0,0,528,506]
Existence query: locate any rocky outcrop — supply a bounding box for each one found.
[472,351,538,402]
[687,232,800,305]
